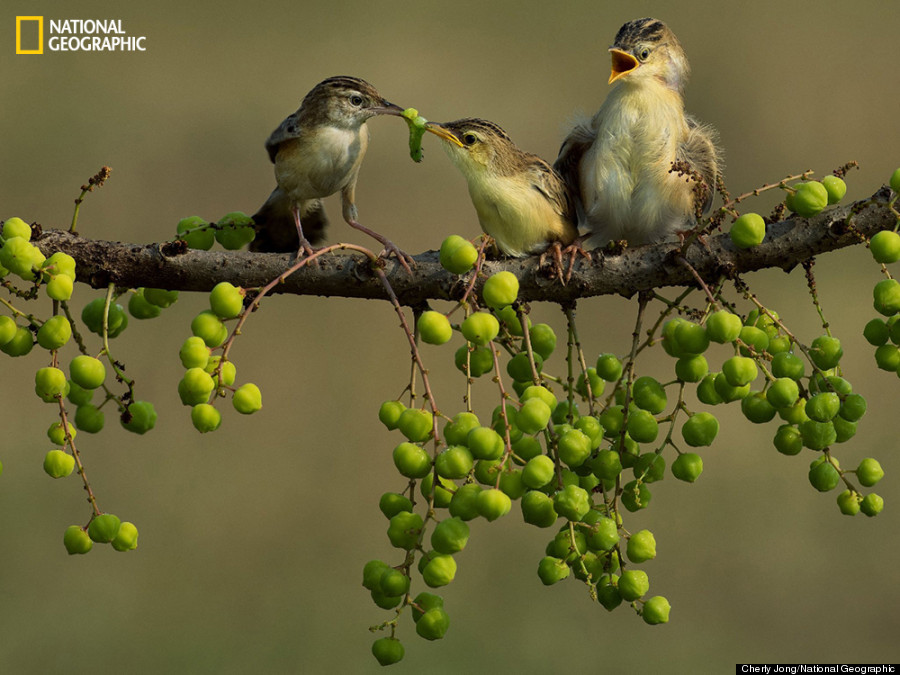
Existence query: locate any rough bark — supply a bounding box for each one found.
[31,188,895,306]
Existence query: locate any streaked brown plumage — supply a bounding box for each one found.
[251,76,412,268]
[555,18,721,248]
[426,118,577,257]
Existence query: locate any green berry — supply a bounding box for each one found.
[837,489,861,516]
[411,591,444,622]
[362,559,391,590]
[722,356,757,387]
[378,400,406,430]
[520,490,558,527]
[378,492,413,519]
[476,488,512,521]
[81,298,128,338]
[461,312,499,346]
[191,311,228,347]
[705,310,742,344]
[121,401,157,434]
[557,429,591,468]
[128,289,162,319]
[873,279,900,316]
[69,355,106,390]
[617,569,650,601]
[43,449,75,478]
[642,596,671,625]
[191,403,222,433]
[378,568,410,597]
[444,412,480,445]
[671,452,703,482]
[576,367,604,398]
[738,325,769,356]
[371,637,404,666]
[809,335,843,369]
[439,235,478,274]
[627,409,659,444]
[773,424,803,456]
[36,315,72,350]
[67,381,93,407]
[537,556,570,585]
[397,408,432,442]
[771,352,805,380]
[821,175,846,204]
[74,404,104,433]
[431,517,470,554]
[552,484,591,521]
[870,230,900,264]
[506,351,542,382]
[35,367,67,400]
[179,336,210,369]
[111,521,139,552]
[495,305,529,336]
[766,378,799,409]
[632,376,667,414]
[63,526,92,555]
[596,353,623,381]
[370,588,403,610]
[696,373,724,405]
[415,607,450,640]
[209,282,244,319]
[874,344,900,371]
[176,216,215,250]
[143,288,179,308]
[529,324,557,360]
[43,252,76,281]
[88,514,121,543]
[891,168,900,193]
[417,310,453,345]
[838,393,867,422]
[387,511,424,549]
[681,412,719,447]
[392,442,431,478]
[805,392,840,422]
[182,367,215,399]
[215,212,255,249]
[859,493,884,517]
[863,318,889,346]
[789,181,828,217]
[731,213,766,248]
[800,420,836,451]
[627,529,657,563]
[674,321,710,355]
[449,483,482,521]
[0,315,16,346]
[857,458,884,487]
[2,216,31,240]
[454,344,494,377]
[47,421,76,446]
[522,455,555,489]
[46,274,74,301]
[675,354,708,383]
[517,398,552,435]
[422,553,457,587]
[435,445,474,480]
[482,271,519,309]
[467,426,504,461]
[621,480,652,512]
[808,460,841,491]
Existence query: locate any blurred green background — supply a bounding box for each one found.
[2,0,899,672]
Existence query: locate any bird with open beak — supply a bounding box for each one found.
[425,118,577,258]
[555,18,722,248]
[251,76,413,271]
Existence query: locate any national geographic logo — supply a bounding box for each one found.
[15,16,147,54]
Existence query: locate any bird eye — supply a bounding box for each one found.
[638,47,651,61]
[462,133,478,146]
[350,95,364,106]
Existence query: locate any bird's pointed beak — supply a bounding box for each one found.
[424,121,464,147]
[608,48,640,84]
[372,101,405,116]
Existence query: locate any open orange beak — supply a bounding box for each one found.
[608,48,639,84]
[425,122,464,147]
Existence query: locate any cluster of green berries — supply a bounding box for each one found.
[179,281,261,431]
[63,513,138,555]
[730,175,847,250]
[175,212,255,251]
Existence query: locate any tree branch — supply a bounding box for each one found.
[31,187,895,306]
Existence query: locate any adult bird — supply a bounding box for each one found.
[425,118,577,258]
[555,18,721,248]
[250,76,413,270]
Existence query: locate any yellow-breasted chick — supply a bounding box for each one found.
[426,118,577,257]
[555,18,721,248]
[251,76,413,270]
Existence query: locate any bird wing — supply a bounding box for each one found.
[679,115,722,215]
[264,111,305,164]
[526,158,578,243]
[553,120,595,222]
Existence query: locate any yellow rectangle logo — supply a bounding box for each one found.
[16,16,44,54]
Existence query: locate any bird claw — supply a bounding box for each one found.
[294,238,319,265]
[378,241,416,276]
[540,240,592,284]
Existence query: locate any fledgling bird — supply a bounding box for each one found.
[251,76,413,270]
[555,18,722,248]
[425,118,577,257]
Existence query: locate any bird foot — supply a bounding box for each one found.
[540,240,592,284]
[377,241,416,276]
[294,238,319,265]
